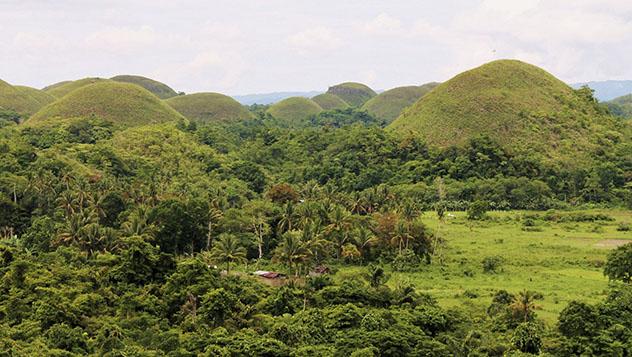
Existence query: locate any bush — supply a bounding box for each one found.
[617,223,631,231]
[482,256,504,274]
[467,200,489,220]
[604,243,632,283]
[511,322,542,354]
[392,249,421,272]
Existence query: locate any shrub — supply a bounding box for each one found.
[604,243,632,283]
[482,256,504,274]
[511,322,542,354]
[392,249,421,272]
[467,200,489,220]
[617,223,631,232]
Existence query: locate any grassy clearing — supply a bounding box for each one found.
[339,209,631,323]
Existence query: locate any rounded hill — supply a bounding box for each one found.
[388,60,620,163]
[111,75,178,99]
[14,86,56,108]
[165,93,253,123]
[44,78,107,98]
[361,83,439,123]
[312,93,349,110]
[326,82,377,107]
[267,97,323,126]
[28,81,185,127]
[0,79,48,116]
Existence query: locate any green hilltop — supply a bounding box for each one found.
[606,94,632,119]
[44,78,107,98]
[361,83,439,123]
[165,92,253,123]
[267,97,323,126]
[111,75,178,99]
[388,59,621,165]
[0,79,50,117]
[14,85,56,108]
[28,81,185,127]
[312,93,349,110]
[326,82,376,107]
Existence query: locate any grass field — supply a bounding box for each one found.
[338,209,631,323]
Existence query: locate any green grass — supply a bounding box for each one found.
[14,85,56,108]
[312,93,350,110]
[28,81,185,127]
[388,60,621,166]
[338,209,632,323]
[267,97,323,126]
[0,79,48,116]
[111,75,178,99]
[165,92,253,123]
[326,82,377,107]
[361,83,439,123]
[44,78,107,98]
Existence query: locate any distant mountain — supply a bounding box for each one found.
[232,91,321,105]
[571,80,632,101]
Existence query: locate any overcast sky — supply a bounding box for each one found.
[1,0,632,94]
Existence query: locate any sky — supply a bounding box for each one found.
[1,0,632,95]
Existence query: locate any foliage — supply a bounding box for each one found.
[604,242,632,283]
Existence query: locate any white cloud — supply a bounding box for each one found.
[287,27,343,56]
[360,13,404,35]
[85,26,159,53]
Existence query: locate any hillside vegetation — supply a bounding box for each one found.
[28,81,185,127]
[165,92,253,123]
[0,79,49,117]
[326,82,377,107]
[266,96,323,126]
[606,94,632,118]
[311,93,349,110]
[389,60,621,165]
[361,83,439,123]
[44,78,107,98]
[111,75,178,99]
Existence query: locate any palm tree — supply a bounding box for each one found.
[277,202,296,234]
[210,234,247,274]
[390,221,411,254]
[510,290,540,322]
[325,206,353,259]
[352,226,378,258]
[273,231,309,276]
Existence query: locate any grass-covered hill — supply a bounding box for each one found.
[361,83,439,123]
[326,82,377,107]
[111,75,178,99]
[0,79,50,117]
[44,78,107,98]
[27,81,185,127]
[312,93,349,110]
[14,85,56,108]
[606,94,632,119]
[267,97,323,126]
[165,92,253,123]
[389,60,621,165]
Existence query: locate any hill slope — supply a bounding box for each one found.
[361,83,439,123]
[111,75,178,99]
[28,81,185,127]
[14,85,56,108]
[389,60,619,164]
[326,82,376,107]
[267,97,323,126]
[605,94,632,119]
[44,78,107,98]
[165,93,253,122]
[0,79,47,117]
[312,93,349,110]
